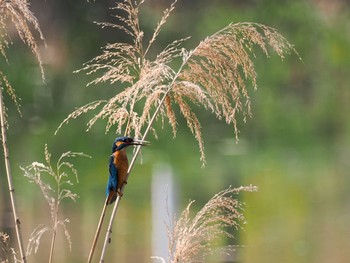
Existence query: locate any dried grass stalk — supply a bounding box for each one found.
[0,2,45,261]
[57,0,297,165]
[160,185,258,263]
[21,145,90,263]
[0,83,27,263]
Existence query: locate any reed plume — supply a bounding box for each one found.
[21,145,90,263]
[0,0,45,81]
[57,0,296,164]
[154,186,258,263]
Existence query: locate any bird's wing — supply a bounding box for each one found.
[106,154,118,204]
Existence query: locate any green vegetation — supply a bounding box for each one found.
[0,0,349,262]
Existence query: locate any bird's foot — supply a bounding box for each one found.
[117,189,123,197]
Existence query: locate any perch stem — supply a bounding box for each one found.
[87,197,108,263]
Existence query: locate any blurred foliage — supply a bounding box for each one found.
[0,0,350,262]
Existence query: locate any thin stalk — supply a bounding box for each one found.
[87,197,108,263]
[49,162,62,263]
[98,53,193,262]
[99,195,121,263]
[0,86,27,263]
[48,226,56,263]
[48,204,59,263]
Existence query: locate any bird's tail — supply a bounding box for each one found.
[106,191,117,205]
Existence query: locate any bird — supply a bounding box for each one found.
[106,136,149,205]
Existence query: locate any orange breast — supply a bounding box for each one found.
[113,150,129,189]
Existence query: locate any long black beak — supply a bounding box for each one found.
[131,139,150,146]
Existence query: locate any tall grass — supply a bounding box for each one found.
[58,0,296,164]
[21,145,90,263]
[0,0,297,262]
[154,186,258,263]
[0,1,45,262]
[54,0,297,261]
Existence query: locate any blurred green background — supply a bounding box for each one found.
[1,0,350,262]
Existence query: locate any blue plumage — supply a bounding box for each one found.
[105,136,150,205]
[106,155,118,204]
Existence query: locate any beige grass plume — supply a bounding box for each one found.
[57,0,297,164]
[21,145,90,263]
[153,185,258,263]
[0,0,45,81]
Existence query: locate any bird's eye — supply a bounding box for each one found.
[122,138,132,143]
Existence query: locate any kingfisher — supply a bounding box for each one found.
[106,136,149,205]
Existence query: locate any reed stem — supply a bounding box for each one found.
[87,197,108,263]
[0,85,27,263]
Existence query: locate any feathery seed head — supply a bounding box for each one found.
[58,0,297,165]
